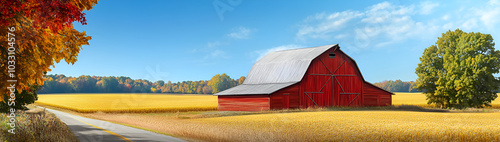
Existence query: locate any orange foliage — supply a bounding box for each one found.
[0,0,98,95]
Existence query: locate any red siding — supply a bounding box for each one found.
[299,48,363,108]
[270,84,300,109]
[218,95,270,111]
[362,83,392,106]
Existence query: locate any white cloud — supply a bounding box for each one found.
[442,15,449,20]
[209,50,229,59]
[295,1,444,51]
[297,11,364,40]
[227,27,255,39]
[255,44,304,61]
[442,22,453,29]
[490,0,500,5]
[419,1,439,15]
[290,1,500,54]
[334,34,347,39]
[475,2,500,29]
[207,41,223,48]
[462,19,479,30]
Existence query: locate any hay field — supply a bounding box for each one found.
[191,111,500,141]
[392,93,500,108]
[86,110,500,141]
[35,93,500,113]
[35,94,218,113]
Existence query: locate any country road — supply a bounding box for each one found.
[46,108,185,142]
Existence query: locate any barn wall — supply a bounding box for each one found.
[218,95,270,111]
[362,83,392,106]
[300,48,364,108]
[270,84,300,109]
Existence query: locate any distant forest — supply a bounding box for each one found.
[38,75,500,94]
[374,80,500,93]
[373,80,418,92]
[38,74,244,94]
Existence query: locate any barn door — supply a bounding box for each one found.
[307,59,360,107]
[303,75,331,108]
[283,93,290,109]
[332,61,360,107]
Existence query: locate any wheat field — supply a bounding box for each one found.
[37,93,500,141]
[35,94,218,113]
[392,93,500,108]
[36,93,500,113]
[191,111,500,141]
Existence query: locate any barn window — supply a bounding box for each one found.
[329,52,335,58]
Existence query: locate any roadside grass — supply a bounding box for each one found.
[0,105,78,142]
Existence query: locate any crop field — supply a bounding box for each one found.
[392,93,500,108]
[191,111,500,141]
[39,93,500,141]
[35,94,218,113]
[36,93,500,113]
[87,109,500,141]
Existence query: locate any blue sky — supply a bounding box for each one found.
[50,0,500,83]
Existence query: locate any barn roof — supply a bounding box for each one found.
[215,44,338,96]
[244,44,337,84]
[212,82,296,95]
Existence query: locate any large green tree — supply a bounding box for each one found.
[415,29,500,108]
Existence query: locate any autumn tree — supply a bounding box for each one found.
[101,77,119,93]
[36,74,242,94]
[70,75,97,93]
[208,73,232,94]
[415,29,500,109]
[237,76,245,85]
[0,0,98,110]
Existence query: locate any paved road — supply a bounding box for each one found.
[46,108,185,142]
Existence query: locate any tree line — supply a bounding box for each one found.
[38,73,244,94]
[373,80,418,92]
[373,80,500,93]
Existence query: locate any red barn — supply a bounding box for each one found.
[215,44,393,111]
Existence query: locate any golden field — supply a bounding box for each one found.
[86,110,500,141]
[36,93,500,141]
[190,111,500,141]
[392,93,500,108]
[36,93,500,113]
[35,94,218,113]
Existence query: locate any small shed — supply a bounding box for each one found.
[215,44,393,111]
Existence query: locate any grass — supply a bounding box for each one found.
[35,93,218,113]
[392,93,500,108]
[0,105,78,142]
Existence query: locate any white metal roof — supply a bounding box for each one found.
[215,44,338,95]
